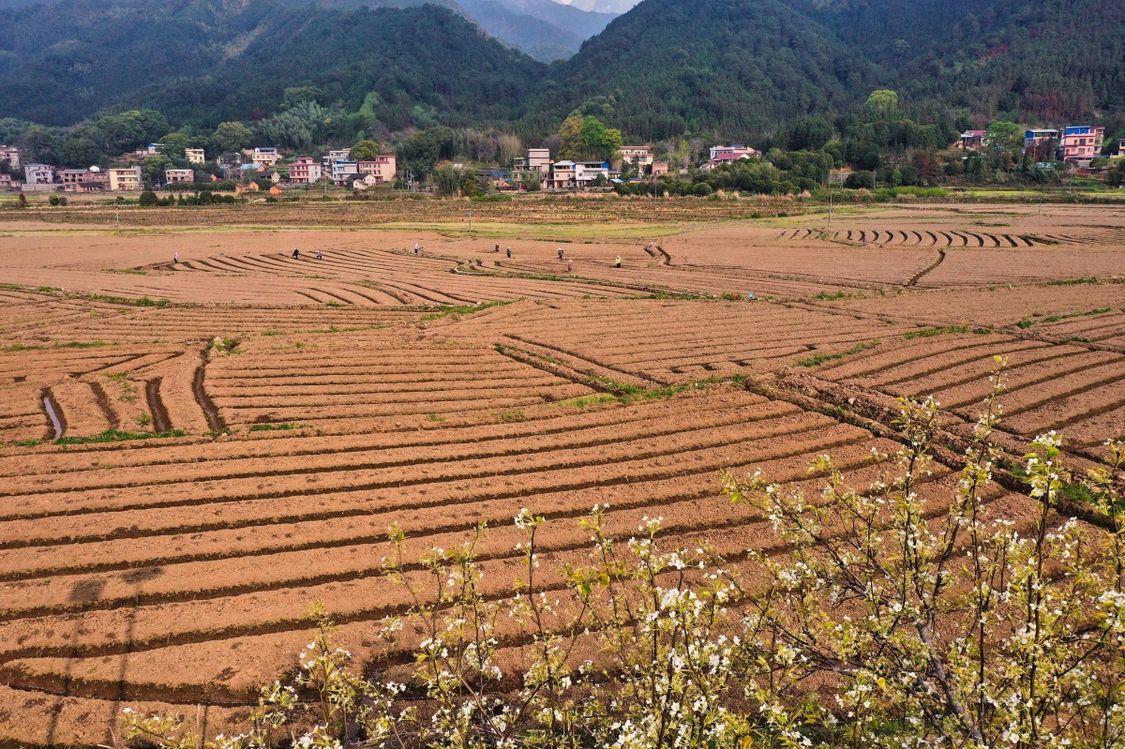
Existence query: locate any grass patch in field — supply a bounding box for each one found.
[426,413,445,423]
[497,409,527,422]
[587,375,734,404]
[13,439,43,447]
[552,393,618,409]
[102,268,147,275]
[210,336,240,355]
[248,422,305,432]
[904,326,991,339]
[1045,277,1101,286]
[814,290,853,301]
[325,300,343,308]
[261,329,284,336]
[55,429,185,445]
[72,292,171,308]
[55,340,109,349]
[421,299,514,321]
[1017,308,1111,329]
[798,340,880,368]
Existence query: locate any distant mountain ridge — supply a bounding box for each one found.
[0,0,1120,140]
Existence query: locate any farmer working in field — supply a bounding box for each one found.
[414,242,421,255]
[292,248,300,259]
[506,247,512,258]
[557,248,564,260]
[615,255,622,268]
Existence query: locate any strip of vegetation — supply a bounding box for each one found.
[54,429,185,445]
[1017,308,1110,329]
[421,299,515,321]
[248,422,305,432]
[1044,277,1101,286]
[551,393,618,409]
[797,340,880,367]
[67,292,172,308]
[903,326,991,339]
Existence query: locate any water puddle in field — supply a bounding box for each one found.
[42,390,64,439]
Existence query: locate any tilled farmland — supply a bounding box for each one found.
[0,202,1121,745]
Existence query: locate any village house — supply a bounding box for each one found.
[165,168,195,184]
[1061,125,1104,165]
[652,161,670,178]
[526,148,552,178]
[23,163,55,187]
[547,160,575,190]
[108,165,143,191]
[709,144,757,161]
[331,159,359,187]
[0,145,21,172]
[618,145,654,167]
[0,174,16,190]
[252,147,281,167]
[547,160,610,191]
[957,130,987,150]
[134,143,164,157]
[185,148,205,165]
[327,149,351,162]
[702,145,759,171]
[288,157,323,185]
[60,168,108,192]
[357,154,397,185]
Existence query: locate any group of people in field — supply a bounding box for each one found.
[491,243,623,272]
[172,239,629,274]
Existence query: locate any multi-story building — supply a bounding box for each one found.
[0,145,21,172]
[165,168,195,184]
[108,166,143,191]
[1061,125,1104,165]
[618,145,654,167]
[0,174,16,190]
[330,160,358,186]
[652,161,670,178]
[185,148,205,165]
[24,163,55,186]
[548,160,575,190]
[327,149,351,162]
[252,147,281,167]
[526,148,552,178]
[357,154,397,185]
[61,168,108,192]
[288,157,323,184]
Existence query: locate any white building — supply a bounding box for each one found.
[24,163,54,186]
[330,160,359,186]
[709,144,758,161]
[185,148,205,165]
[165,168,195,184]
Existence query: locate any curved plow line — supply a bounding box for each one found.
[0,419,845,546]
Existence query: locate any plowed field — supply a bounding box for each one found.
[0,201,1120,745]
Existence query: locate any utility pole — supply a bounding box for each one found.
[468,205,473,238]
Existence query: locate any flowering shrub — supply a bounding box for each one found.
[122,363,1124,748]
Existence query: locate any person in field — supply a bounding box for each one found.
[567,258,574,273]
[615,255,622,268]
[292,248,300,259]
[174,252,179,264]
[506,247,512,258]
[495,243,500,253]
[557,248,564,260]
[315,250,323,260]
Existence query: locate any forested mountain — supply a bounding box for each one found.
[803,0,1125,125]
[0,0,276,125]
[524,0,881,139]
[129,4,545,131]
[0,0,1120,144]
